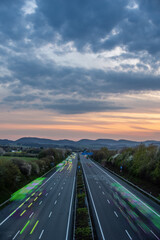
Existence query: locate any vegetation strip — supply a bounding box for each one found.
[75,155,93,240]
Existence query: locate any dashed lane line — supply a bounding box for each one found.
[125,230,132,240]
[29,212,34,218]
[39,229,44,239]
[114,211,118,218]
[49,211,52,218]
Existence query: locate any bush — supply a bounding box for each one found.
[75,227,92,240]
[77,193,85,208]
[76,208,89,227]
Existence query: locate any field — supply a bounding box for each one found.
[0,156,38,163]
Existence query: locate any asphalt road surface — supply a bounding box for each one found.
[0,154,77,240]
[81,155,160,240]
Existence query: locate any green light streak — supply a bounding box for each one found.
[11,177,45,201]
[30,220,39,234]
[20,220,30,234]
[20,210,26,216]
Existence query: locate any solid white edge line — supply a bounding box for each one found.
[125,230,132,240]
[150,230,160,240]
[39,229,44,239]
[65,176,76,240]
[91,160,160,218]
[39,201,42,205]
[82,163,106,240]
[12,230,20,240]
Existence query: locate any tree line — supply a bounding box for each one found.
[0,148,71,204]
[92,144,160,187]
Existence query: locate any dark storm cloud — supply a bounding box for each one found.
[36,0,160,54]
[37,0,128,49]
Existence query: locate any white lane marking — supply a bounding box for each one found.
[39,229,44,239]
[150,230,160,240]
[0,170,58,226]
[54,200,57,205]
[50,187,52,190]
[39,201,42,205]
[107,199,110,204]
[91,160,160,218]
[65,177,76,240]
[82,166,105,240]
[54,183,56,185]
[45,193,48,196]
[29,212,34,218]
[63,182,66,185]
[58,192,61,196]
[61,187,63,190]
[99,186,101,189]
[125,230,132,240]
[49,211,52,218]
[114,211,118,218]
[12,230,20,240]
[102,192,105,195]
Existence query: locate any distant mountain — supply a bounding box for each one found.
[0,137,160,149]
[0,139,14,145]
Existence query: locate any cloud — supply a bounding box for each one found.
[0,0,160,115]
[36,0,160,55]
[45,99,127,114]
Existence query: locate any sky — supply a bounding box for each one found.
[0,0,160,141]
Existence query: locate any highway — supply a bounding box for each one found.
[81,155,160,240]
[0,154,77,240]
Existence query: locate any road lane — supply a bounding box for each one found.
[81,155,160,240]
[0,153,77,240]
